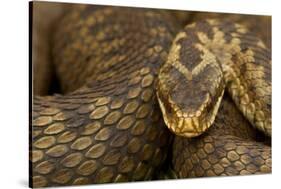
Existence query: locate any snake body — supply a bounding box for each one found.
[172,94,271,177]
[31,3,271,187]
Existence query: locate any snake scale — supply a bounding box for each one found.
[30,3,271,187]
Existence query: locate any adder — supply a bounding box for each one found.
[31,3,271,187]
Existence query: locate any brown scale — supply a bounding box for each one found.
[167,14,271,179]
[31,4,179,187]
[172,94,271,178]
[158,18,271,136]
[189,12,271,48]
[31,2,271,187]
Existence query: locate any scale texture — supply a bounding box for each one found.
[31,3,271,187]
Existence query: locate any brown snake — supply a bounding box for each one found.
[30,3,271,187]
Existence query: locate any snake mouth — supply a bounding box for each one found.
[157,89,225,138]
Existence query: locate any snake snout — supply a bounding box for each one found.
[157,86,214,138]
[157,74,226,138]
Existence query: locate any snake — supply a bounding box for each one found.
[30,3,271,187]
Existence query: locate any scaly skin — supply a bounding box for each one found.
[172,94,271,177]
[31,5,179,187]
[31,3,271,187]
[157,19,271,137]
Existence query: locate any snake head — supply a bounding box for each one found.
[156,30,225,138]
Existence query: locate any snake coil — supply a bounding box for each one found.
[31,4,271,187]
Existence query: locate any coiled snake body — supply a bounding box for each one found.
[31,4,271,187]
